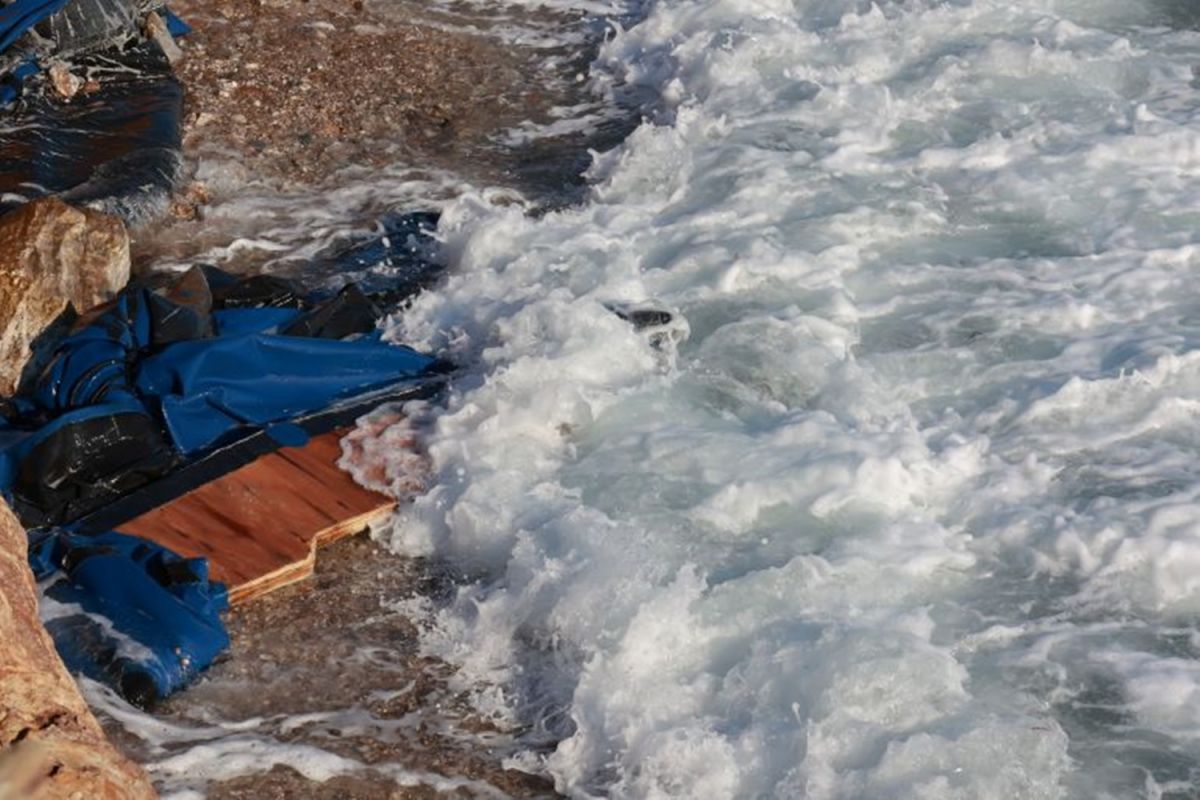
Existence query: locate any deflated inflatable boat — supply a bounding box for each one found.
[0,0,450,709]
[1,205,448,705]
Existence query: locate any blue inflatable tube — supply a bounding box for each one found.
[31,529,230,708]
[0,0,71,54]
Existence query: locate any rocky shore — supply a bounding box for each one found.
[103,0,588,796]
[0,0,600,794]
[167,0,540,186]
[0,479,156,799]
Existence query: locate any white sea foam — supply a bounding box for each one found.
[144,160,472,276]
[367,0,1200,796]
[107,0,1200,796]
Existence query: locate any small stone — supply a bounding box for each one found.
[169,182,212,220]
[47,62,82,99]
[183,182,213,206]
[144,10,184,63]
[169,199,200,220]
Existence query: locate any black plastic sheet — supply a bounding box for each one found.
[12,406,177,527]
[0,40,182,222]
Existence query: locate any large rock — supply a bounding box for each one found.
[0,499,157,799]
[0,197,130,395]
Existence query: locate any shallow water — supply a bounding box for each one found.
[382,1,1200,797]
[113,0,1200,797]
[95,2,626,797]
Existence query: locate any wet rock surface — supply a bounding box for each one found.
[0,498,156,800]
[0,197,129,395]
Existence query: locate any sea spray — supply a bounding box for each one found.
[381,0,1200,796]
[98,0,1200,796]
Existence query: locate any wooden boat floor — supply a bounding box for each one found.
[117,430,395,605]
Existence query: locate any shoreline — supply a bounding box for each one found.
[103,1,591,795]
[111,537,559,799]
[131,0,603,273]
[166,0,538,186]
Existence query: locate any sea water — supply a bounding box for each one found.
[122,0,1200,797]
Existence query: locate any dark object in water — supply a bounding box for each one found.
[0,2,186,223]
[44,0,139,57]
[0,0,188,96]
[607,301,690,355]
[308,211,445,305]
[0,41,183,222]
[611,306,675,331]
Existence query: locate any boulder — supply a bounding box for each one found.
[0,197,131,395]
[0,499,157,799]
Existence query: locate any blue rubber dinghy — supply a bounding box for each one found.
[0,0,71,55]
[0,242,449,706]
[2,266,446,528]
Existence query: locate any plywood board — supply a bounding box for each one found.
[117,431,395,605]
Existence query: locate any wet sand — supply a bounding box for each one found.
[102,0,602,795]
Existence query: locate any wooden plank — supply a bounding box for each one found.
[118,430,396,605]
